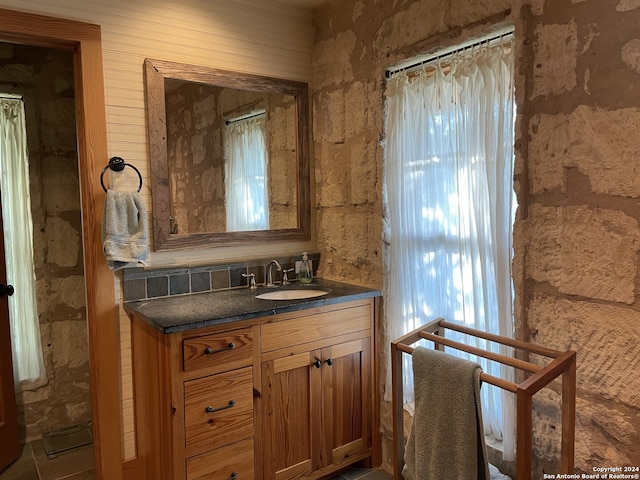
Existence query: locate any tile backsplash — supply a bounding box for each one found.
[122,253,320,302]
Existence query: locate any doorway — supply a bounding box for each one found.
[0,43,94,478]
[0,8,123,480]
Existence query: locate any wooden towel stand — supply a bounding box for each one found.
[391,318,576,479]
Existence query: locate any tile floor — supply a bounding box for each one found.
[0,442,390,480]
[0,441,94,480]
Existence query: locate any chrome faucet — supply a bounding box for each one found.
[265,259,282,286]
[242,272,257,289]
[281,268,294,286]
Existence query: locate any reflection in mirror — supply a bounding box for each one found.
[144,58,310,250]
[165,81,298,234]
[223,111,269,232]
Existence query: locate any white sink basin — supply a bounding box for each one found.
[255,289,330,300]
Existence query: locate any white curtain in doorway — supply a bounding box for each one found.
[383,36,516,460]
[0,95,47,391]
[224,116,269,231]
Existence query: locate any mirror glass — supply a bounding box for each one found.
[144,58,310,250]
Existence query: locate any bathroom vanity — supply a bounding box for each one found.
[124,279,381,480]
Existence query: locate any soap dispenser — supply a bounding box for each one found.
[298,252,313,284]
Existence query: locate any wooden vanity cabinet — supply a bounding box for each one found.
[129,297,378,480]
[130,320,257,480]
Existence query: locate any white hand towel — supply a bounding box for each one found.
[102,190,149,270]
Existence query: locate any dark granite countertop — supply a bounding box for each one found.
[123,278,381,334]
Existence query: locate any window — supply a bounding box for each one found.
[383,32,516,459]
[224,113,269,232]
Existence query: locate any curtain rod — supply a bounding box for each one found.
[0,93,24,100]
[226,109,266,125]
[385,29,514,79]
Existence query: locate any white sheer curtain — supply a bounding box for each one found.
[0,95,47,391]
[383,37,516,459]
[224,116,269,231]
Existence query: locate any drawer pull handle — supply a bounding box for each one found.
[205,400,235,414]
[204,342,235,355]
[228,472,238,480]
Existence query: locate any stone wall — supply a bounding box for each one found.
[312,0,639,474]
[166,82,227,234]
[514,0,640,474]
[0,43,91,441]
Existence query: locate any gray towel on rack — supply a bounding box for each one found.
[102,190,149,270]
[403,346,489,480]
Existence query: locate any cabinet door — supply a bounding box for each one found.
[261,350,322,480]
[322,338,372,466]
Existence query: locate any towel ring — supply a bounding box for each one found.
[100,156,143,193]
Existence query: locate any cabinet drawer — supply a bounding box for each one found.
[183,327,253,374]
[184,367,254,451]
[186,437,254,480]
[261,303,371,352]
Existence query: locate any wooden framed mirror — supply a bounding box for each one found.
[144,58,311,250]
